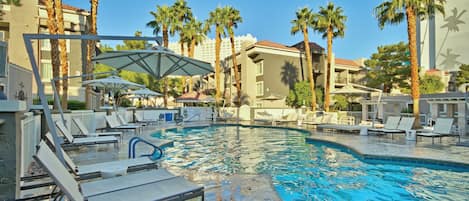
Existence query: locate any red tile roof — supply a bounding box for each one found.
[254,40,299,52]
[335,58,361,67]
[38,0,87,12]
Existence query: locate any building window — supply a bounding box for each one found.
[256,61,263,76]
[256,81,264,96]
[41,60,53,81]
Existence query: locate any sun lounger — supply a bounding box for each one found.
[105,115,141,135]
[55,121,118,146]
[275,112,298,124]
[33,141,204,201]
[253,111,276,124]
[117,113,147,127]
[45,132,157,179]
[318,124,365,133]
[368,117,414,139]
[417,118,460,144]
[72,118,123,140]
[368,116,401,134]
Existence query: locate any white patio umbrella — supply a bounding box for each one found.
[125,88,162,108]
[82,75,144,110]
[92,46,213,79]
[125,88,162,98]
[332,84,382,127]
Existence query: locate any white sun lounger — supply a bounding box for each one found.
[117,113,147,127]
[275,113,298,124]
[72,118,123,140]
[55,121,118,146]
[417,118,460,144]
[105,115,141,135]
[33,141,204,201]
[45,132,157,179]
[368,116,401,134]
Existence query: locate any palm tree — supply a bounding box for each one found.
[85,0,98,109]
[44,0,61,110]
[172,0,192,56]
[375,0,445,127]
[147,5,175,107]
[291,7,317,111]
[146,5,173,47]
[54,0,70,110]
[206,7,228,103]
[182,17,206,92]
[224,6,243,106]
[315,2,347,112]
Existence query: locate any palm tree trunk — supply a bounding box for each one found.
[162,28,169,107]
[86,0,98,109]
[55,0,69,110]
[215,27,221,103]
[180,33,185,56]
[45,0,60,110]
[324,28,333,112]
[406,7,421,128]
[229,30,241,106]
[189,38,196,92]
[303,26,316,111]
[162,27,168,47]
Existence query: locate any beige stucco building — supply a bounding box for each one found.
[222,40,366,108]
[0,0,89,103]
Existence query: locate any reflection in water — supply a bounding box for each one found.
[152,126,469,201]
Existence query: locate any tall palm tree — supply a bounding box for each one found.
[291,7,317,111]
[85,0,98,109]
[315,2,347,112]
[375,0,445,127]
[182,17,206,92]
[44,0,60,110]
[54,0,70,110]
[147,5,175,107]
[172,0,192,56]
[224,6,243,106]
[206,7,228,103]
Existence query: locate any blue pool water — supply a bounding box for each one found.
[152,125,469,200]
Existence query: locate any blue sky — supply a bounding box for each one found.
[63,0,408,60]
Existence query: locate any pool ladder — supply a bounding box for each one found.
[128,137,164,160]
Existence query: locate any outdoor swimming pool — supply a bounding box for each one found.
[152,125,469,200]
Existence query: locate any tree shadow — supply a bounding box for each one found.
[281,61,299,90]
[437,7,467,61]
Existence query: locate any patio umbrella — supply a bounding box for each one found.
[125,88,162,98]
[125,88,163,108]
[82,75,144,110]
[176,91,215,103]
[92,46,213,79]
[331,85,369,95]
[261,94,283,101]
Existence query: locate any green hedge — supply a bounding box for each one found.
[33,98,86,110]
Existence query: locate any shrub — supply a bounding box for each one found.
[67,100,86,110]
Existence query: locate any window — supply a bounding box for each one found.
[256,81,264,96]
[41,60,53,81]
[256,61,263,76]
[40,30,71,52]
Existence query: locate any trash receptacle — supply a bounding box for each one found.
[165,113,173,122]
[360,127,368,136]
[405,130,416,141]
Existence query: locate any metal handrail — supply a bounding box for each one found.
[128,137,163,160]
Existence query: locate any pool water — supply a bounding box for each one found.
[152,125,469,201]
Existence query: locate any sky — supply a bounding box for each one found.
[63,0,408,60]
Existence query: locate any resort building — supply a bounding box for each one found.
[418,0,469,91]
[168,34,257,66]
[222,40,366,108]
[0,0,90,103]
